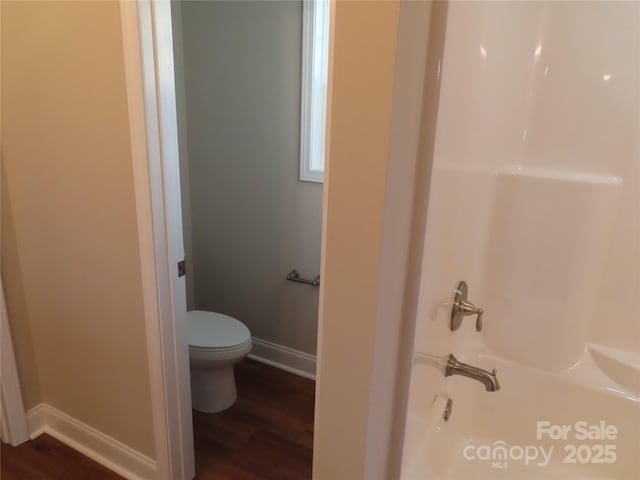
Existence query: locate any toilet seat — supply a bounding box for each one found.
[187,310,251,350]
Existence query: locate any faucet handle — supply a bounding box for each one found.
[450,281,485,332]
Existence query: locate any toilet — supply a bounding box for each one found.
[187,310,252,413]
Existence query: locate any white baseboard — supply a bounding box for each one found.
[27,404,157,480]
[248,337,317,380]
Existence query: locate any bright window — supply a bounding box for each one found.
[300,0,330,183]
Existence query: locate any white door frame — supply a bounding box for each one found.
[121,1,429,479]
[363,2,433,478]
[1,0,29,440]
[0,0,29,449]
[0,279,30,446]
[121,2,194,479]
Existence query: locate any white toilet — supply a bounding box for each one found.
[187,310,252,413]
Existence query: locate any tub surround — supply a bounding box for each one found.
[401,1,640,478]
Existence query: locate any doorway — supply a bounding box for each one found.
[170,0,324,477]
[126,0,424,478]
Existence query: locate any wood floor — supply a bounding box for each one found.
[1,359,315,480]
[193,359,315,480]
[0,434,124,480]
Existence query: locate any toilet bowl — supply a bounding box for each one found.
[187,310,252,413]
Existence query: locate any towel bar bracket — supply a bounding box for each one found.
[286,270,320,287]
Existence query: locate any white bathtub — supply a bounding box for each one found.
[402,352,640,480]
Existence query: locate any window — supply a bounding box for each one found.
[300,0,330,183]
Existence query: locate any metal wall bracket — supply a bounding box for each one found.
[286,269,320,287]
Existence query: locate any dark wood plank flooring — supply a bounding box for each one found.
[0,433,124,480]
[1,359,315,480]
[193,359,315,480]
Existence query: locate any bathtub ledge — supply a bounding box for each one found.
[588,344,640,397]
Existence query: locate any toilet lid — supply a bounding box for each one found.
[187,311,251,349]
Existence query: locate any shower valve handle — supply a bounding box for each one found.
[458,299,483,332]
[450,281,484,332]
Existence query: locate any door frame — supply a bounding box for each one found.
[362,2,434,477]
[120,2,194,479]
[120,1,431,479]
[0,0,30,446]
[0,279,30,446]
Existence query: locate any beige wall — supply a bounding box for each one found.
[172,1,323,355]
[313,1,401,478]
[1,1,155,458]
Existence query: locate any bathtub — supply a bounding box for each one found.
[401,350,640,480]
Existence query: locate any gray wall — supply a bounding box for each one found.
[172,1,322,355]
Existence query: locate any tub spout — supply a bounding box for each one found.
[445,354,500,392]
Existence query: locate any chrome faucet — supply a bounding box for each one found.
[445,354,500,392]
